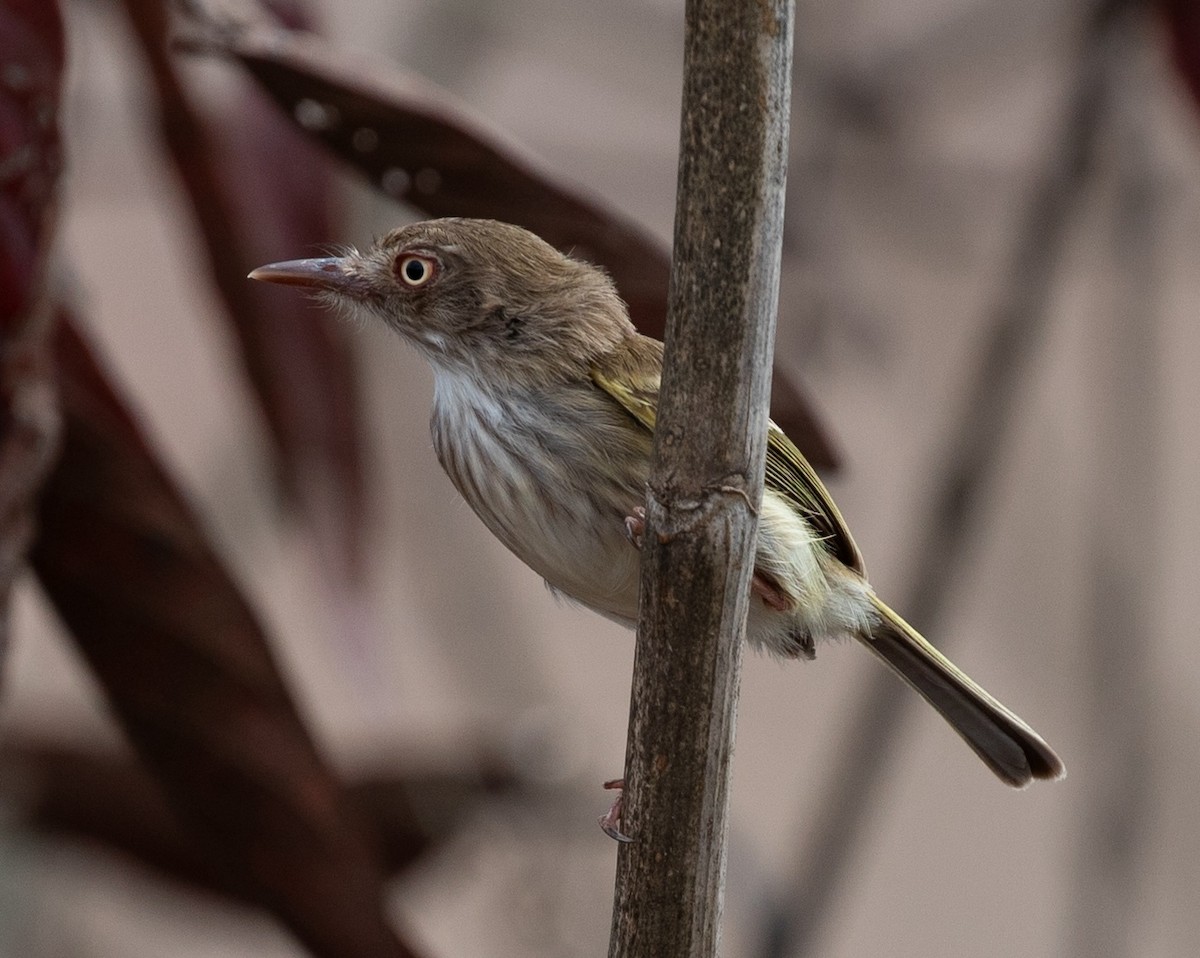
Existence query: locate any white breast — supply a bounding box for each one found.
[429,370,646,624]
[427,369,877,656]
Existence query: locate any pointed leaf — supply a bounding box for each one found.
[30,314,424,958]
[119,0,368,581]
[0,0,63,324]
[0,0,65,667]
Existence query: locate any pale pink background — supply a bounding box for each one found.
[2,1,1199,956]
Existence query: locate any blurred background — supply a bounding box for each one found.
[2,0,1199,956]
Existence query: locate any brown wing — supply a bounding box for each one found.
[588,335,663,433]
[763,422,864,573]
[590,335,863,574]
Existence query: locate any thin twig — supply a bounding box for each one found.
[607,1,794,956]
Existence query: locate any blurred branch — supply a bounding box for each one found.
[0,0,65,668]
[1,740,519,901]
[608,1,792,956]
[758,3,1128,956]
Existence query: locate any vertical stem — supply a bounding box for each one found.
[608,2,794,957]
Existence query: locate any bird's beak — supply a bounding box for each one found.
[247,257,370,298]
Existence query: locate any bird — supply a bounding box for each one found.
[249,216,1064,830]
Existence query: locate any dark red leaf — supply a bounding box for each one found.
[118,0,368,582]
[0,0,63,324]
[2,740,519,902]
[30,314,425,958]
[260,0,316,32]
[189,23,839,469]
[0,0,65,667]
[1160,0,1200,115]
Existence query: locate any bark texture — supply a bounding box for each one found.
[608,2,794,956]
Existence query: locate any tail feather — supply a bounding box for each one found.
[863,594,1064,787]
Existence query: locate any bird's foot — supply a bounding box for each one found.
[751,571,795,612]
[623,507,646,550]
[598,778,633,843]
[624,506,794,616]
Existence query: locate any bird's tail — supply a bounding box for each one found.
[862,594,1064,787]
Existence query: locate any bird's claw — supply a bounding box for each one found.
[599,777,633,842]
[623,507,646,550]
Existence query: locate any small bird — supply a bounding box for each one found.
[250,217,1064,816]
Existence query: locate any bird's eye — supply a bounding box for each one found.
[396,255,437,287]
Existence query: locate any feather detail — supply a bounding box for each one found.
[863,594,1066,784]
[590,335,864,574]
[251,216,1063,788]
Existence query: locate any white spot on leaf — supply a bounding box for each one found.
[352,127,379,152]
[414,168,442,195]
[293,98,339,131]
[382,167,411,196]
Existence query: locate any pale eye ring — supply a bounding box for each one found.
[397,254,437,287]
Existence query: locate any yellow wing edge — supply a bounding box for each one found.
[590,342,863,575]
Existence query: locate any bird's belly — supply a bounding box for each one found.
[432,394,646,625]
[513,502,642,623]
[465,473,642,623]
[430,385,873,650]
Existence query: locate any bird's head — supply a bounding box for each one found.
[249,217,635,388]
